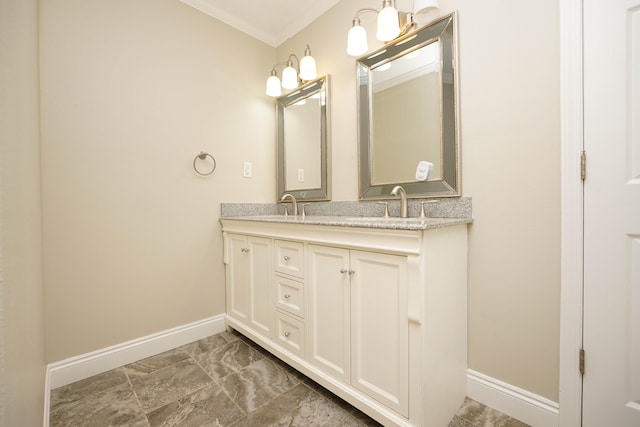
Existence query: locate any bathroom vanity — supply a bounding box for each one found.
[220,214,469,427]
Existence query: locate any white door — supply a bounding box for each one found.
[583,0,640,425]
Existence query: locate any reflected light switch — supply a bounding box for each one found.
[297,169,304,182]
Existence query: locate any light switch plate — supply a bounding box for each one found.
[243,162,252,178]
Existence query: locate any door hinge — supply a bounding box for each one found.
[580,151,586,181]
[579,348,585,376]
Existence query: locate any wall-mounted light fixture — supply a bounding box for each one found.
[266,45,317,97]
[347,0,439,57]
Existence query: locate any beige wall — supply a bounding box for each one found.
[279,0,560,401]
[40,0,276,362]
[0,0,47,424]
[27,0,559,410]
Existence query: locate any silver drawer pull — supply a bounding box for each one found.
[283,294,291,299]
[283,331,291,337]
[283,256,291,261]
[241,248,250,253]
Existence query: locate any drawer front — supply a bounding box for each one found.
[275,311,305,357]
[274,240,304,278]
[275,275,304,318]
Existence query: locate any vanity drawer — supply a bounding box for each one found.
[275,311,305,357]
[275,275,304,318]
[274,240,304,278]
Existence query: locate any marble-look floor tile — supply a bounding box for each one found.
[50,367,129,412]
[125,348,190,380]
[301,376,382,426]
[146,383,244,427]
[455,397,530,427]
[449,414,477,427]
[194,339,264,381]
[229,383,354,427]
[220,357,301,413]
[180,331,240,357]
[130,358,213,413]
[50,382,149,427]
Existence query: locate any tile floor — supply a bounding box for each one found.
[50,330,529,426]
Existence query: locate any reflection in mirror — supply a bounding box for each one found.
[371,41,442,184]
[358,13,459,199]
[277,75,330,201]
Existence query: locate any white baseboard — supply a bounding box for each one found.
[467,369,559,427]
[46,314,226,391]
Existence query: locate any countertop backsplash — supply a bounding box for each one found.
[221,197,472,220]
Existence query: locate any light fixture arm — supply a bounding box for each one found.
[269,62,288,75]
[285,54,300,71]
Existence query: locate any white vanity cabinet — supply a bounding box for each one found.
[308,244,409,416]
[224,233,273,339]
[221,218,469,427]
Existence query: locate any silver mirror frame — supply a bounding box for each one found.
[357,12,460,199]
[276,75,331,201]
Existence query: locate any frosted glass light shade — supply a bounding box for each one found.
[299,54,317,81]
[347,23,368,56]
[413,0,439,23]
[376,4,400,41]
[281,65,298,89]
[266,74,282,97]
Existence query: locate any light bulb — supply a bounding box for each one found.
[281,62,298,89]
[347,19,368,57]
[266,73,282,97]
[413,0,440,24]
[299,45,317,81]
[377,2,400,41]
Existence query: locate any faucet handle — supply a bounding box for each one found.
[299,203,309,219]
[376,201,390,218]
[419,200,439,218]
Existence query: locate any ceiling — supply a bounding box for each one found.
[178,0,343,47]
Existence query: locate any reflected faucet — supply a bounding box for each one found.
[280,193,298,216]
[391,185,408,218]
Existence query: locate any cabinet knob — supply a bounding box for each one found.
[349,269,355,275]
[241,248,250,253]
[283,256,291,261]
[283,294,291,299]
[283,331,291,337]
[340,268,348,274]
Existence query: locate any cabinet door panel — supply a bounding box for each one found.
[307,245,351,382]
[226,234,251,322]
[248,237,273,336]
[350,250,409,417]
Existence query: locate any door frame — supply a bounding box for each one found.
[559,0,584,425]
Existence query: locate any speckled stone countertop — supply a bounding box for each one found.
[221,215,471,231]
[220,198,472,231]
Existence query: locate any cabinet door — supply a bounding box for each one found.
[226,234,273,337]
[226,234,250,323]
[307,244,351,383]
[350,250,408,417]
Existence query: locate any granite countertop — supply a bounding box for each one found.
[220,215,472,231]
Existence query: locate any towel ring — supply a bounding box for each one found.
[193,151,216,176]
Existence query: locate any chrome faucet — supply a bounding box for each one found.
[280,193,298,216]
[391,185,408,218]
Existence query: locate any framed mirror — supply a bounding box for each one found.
[277,75,330,201]
[357,13,459,199]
